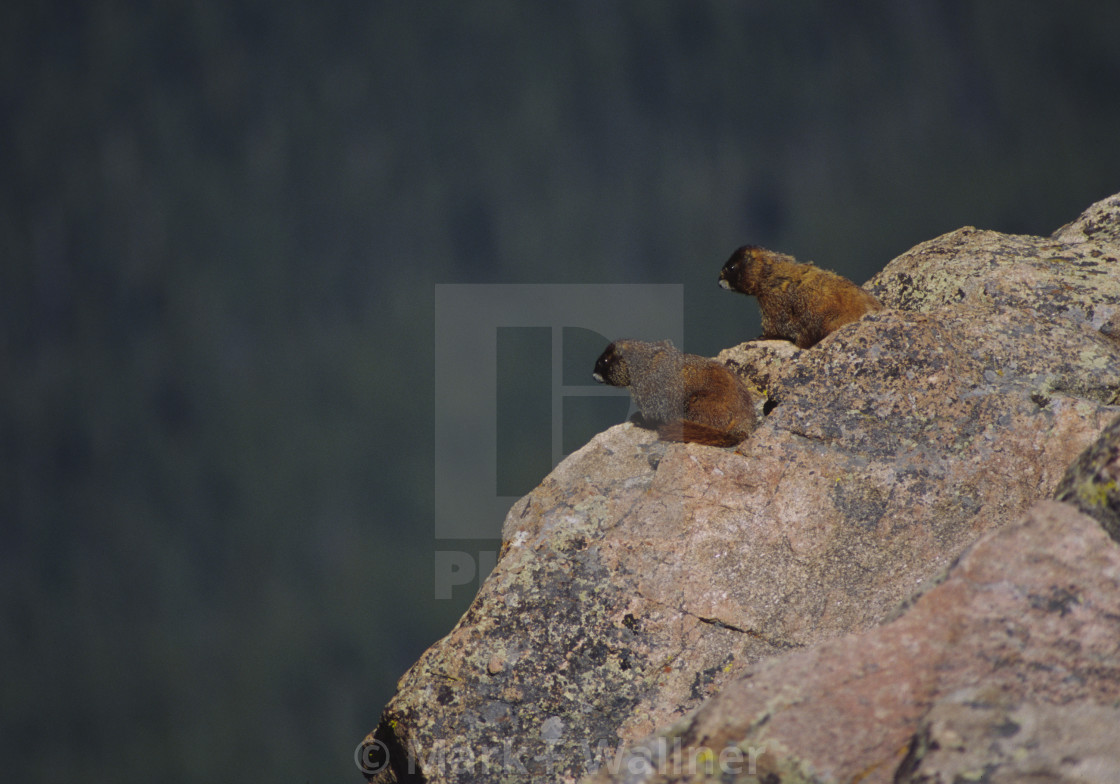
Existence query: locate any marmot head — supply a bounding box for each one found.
[593,339,675,387]
[593,341,631,386]
[718,245,773,295]
[720,245,804,295]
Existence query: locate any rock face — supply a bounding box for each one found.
[898,692,1120,784]
[1055,411,1120,544]
[588,501,1120,784]
[865,192,1120,325]
[360,193,1120,784]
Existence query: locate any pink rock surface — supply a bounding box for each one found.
[591,501,1120,783]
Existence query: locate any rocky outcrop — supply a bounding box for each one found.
[359,193,1120,783]
[865,192,1120,325]
[588,501,1120,784]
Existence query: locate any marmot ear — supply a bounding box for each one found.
[656,339,676,350]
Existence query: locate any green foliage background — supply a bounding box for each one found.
[3,2,1119,781]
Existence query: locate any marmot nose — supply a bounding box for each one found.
[718,278,732,290]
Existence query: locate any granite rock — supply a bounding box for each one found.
[1055,410,1120,544]
[589,501,1120,784]
[361,193,1120,784]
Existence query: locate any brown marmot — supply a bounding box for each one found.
[718,245,882,348]
[592,339,757,447]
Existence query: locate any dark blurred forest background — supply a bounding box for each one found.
[3,2,1119,782]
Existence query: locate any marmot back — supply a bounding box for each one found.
[592,339,757,447]
[718,245,882,348]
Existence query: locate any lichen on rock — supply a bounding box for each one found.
[1054,410,1120,544]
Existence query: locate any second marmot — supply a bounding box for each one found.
[719,245,882,349]
[593,339,757,447]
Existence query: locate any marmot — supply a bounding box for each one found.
[592,339,757,447]
[718,245,883,348]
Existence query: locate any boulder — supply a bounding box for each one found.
[359,193,1120,784]
[589,501,1120,784]
[866,192,1120,328]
